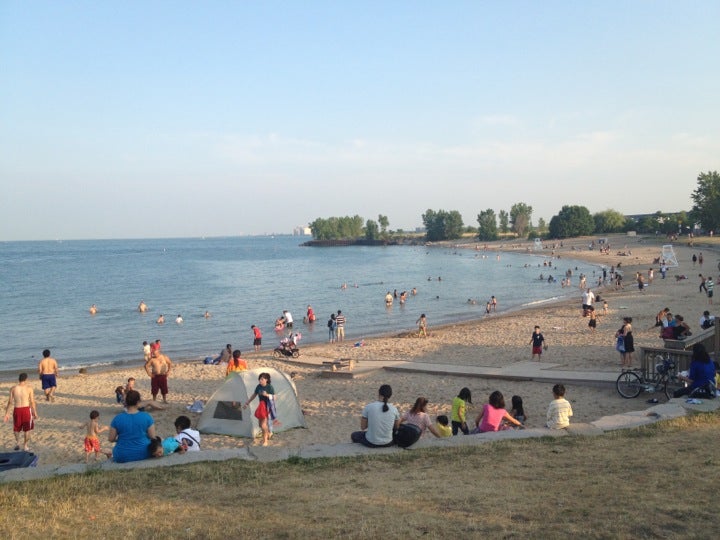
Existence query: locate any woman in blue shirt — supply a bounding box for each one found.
[108,390,156,462]
[673,344,717,398]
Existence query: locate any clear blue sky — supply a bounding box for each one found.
[1,1,718,240]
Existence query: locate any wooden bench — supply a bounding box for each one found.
[320,358,356,379]
[662,326,717,350]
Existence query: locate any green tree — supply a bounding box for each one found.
[593,209,628,233]
[365,219,379,240]
[378,214,390,240]
[690,171,720,232]
[310,215,364,239]
[422,209,465,241]
[548,205,595,238]
[498,210,509,233]
[633,215,659,234]
[510,203,533,237]
[476,209,499,241]
[537,217,547,234]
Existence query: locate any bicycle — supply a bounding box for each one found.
[616,354,683,401]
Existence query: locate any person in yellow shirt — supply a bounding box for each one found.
[435,415,452,437]
[451,387,472,435]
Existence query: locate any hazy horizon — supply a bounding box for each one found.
[1,2,718,241]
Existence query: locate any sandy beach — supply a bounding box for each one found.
[2,233,716,467]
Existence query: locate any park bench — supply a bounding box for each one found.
[320,358,356,379]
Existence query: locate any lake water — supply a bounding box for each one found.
[0,236,598,373]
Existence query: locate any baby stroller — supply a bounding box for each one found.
[273,332,301,358]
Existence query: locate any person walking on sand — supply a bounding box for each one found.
[4,373,38,451]
[243,372,276,446]
[145,351,173,403]
[38,349,58,402]
[416,313,428,337]
[80,410,111,462]
[530,326,546,360]
[707,276,715,305]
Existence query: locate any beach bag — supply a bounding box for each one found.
[615,336,625,353]
[393,423,422,448]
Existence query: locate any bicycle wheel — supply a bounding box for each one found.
[616,371,642,398]
[663,375,683,401]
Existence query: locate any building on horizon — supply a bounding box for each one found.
[293,226,312,236]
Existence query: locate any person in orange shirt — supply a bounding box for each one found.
[226,350,248,376]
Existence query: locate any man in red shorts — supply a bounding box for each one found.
[3,373,38,451]
[145,350,173,403]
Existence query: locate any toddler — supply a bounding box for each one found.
[509,395,527,424]
[80,410,111,462]
[435,415,452,437]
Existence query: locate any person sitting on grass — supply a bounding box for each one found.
[546,384,573,429]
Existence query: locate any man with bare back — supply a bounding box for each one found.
[38,349,58,402]
[4,373,38,451]
[145,351,173,402]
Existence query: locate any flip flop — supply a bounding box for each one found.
[646,398,659,404]
[13,445,20,451]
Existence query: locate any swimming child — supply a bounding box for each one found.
[435,415,452,437]
[451,387,472,435]
[80,410,112,463]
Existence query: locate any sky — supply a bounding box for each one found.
[1,1,719,241]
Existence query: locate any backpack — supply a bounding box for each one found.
[660,326,675,339]
[328,319,334,328]
[393,423,422,448]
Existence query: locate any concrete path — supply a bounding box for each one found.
[2,359,717,484]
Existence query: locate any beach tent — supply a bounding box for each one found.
[197,367,306,438]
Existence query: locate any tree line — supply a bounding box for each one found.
[310,171,719,242]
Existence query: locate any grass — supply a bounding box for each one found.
[2,413,719,539]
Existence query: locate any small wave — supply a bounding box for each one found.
[523,296,566,306]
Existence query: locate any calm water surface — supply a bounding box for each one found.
[0,236,598,373]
